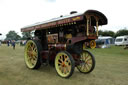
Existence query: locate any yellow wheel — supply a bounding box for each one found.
[90,40,96,49]
[55,51,75,78]
[24,40,42,69]
[77,50,95,73]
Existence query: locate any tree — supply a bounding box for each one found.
[98,30,104,36]
[115,28,128,37]
[98,30,115,37]
[5,31,21,40]
[0,33,2,35]
[21,32,32,40]
[103,31,115,37]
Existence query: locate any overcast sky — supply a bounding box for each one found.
[0,0,128,40]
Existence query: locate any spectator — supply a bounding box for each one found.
[7,41,10,46]
[20,41,22,46]
[12,40,16,50]
[0,41,1,46]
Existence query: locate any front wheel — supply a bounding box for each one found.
[24,40,42,69]
[77,50,95,74]
[55,51,75,78]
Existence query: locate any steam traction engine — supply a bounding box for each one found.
[21,10,107,78]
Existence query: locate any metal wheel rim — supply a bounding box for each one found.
[24,40,38,68]
[55,52,72,77]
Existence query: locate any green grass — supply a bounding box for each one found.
[0,44,128,85]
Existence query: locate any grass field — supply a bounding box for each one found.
[0,44,128,85]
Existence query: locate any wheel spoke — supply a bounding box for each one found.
[81,54,85,60]
[84,64,89,71]
[33,56,37,60]
[63,67,66,74]
[81,64,85,71]
[66,65,71,73]
[86,57,92,62]
[65,66,69,73]
[33,51,37,57]
[31,59,36,65]
[61,67,64,73]
[27,57,31,62]
[60,56,64,62]
[27,51,31,57]
[86,63,91,70]
[59,58,63,64]
[58,61,62,65]
[85,53,89,60]
[64,55,68,62]
[59,66,62,71]
[86,60,92,64]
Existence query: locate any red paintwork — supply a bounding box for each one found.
[41,44,66,61]
[41,51,49,59]
[87,36,98,39]
[67,36,87,44]
[41,50,56,61]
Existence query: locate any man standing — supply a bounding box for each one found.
[12,40,16,50]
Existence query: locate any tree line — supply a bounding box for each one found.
[5,31,31,41]
[99,28,128,38]
[4,28,128,41]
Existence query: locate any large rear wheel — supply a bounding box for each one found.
[24,40,42,69]
[77,50,95,73]
[55,51,75,78]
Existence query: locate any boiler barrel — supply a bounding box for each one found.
[48,44,66,51]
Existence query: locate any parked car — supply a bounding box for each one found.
[115,36,128,46]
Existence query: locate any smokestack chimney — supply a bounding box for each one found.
[70,11,77,14]
[60,15,63,17]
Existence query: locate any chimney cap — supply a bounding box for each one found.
[60,15,63,17]
[70,11,77,14]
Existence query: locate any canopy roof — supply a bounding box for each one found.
[21,10,107,32]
